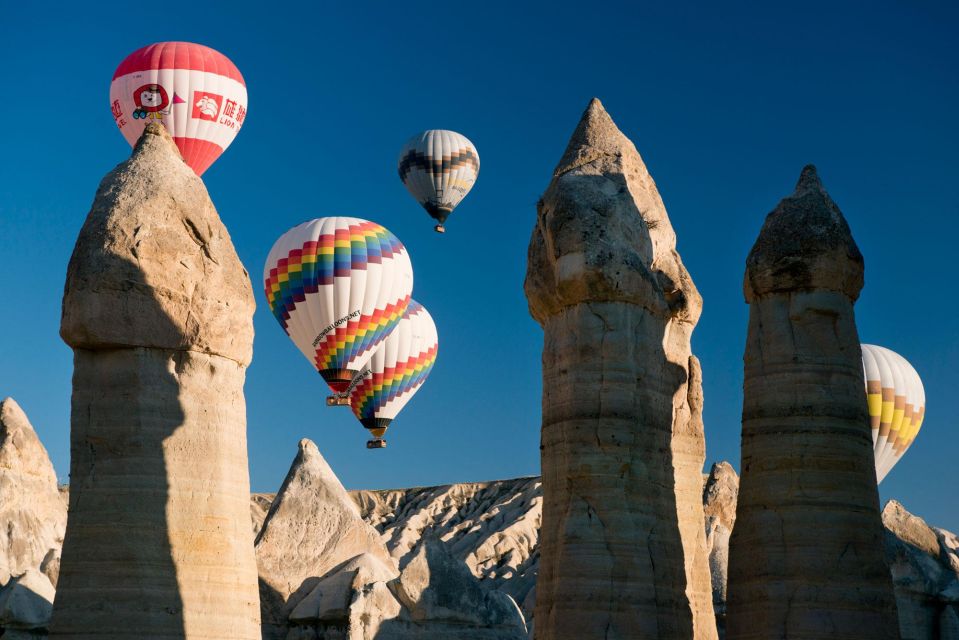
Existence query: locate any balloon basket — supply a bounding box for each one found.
[434,224,445,234]
[326,395,351,407]
[366,439,387,449]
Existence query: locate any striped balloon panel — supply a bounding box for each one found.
[263,218,413,391]
[398,130,479,221]
[350,300,438,424]
[110,42,247,175]
[861,344,926,483]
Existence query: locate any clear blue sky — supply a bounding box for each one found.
[1,2,956,529]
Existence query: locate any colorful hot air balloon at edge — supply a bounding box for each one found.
[861,344,926,483]
[398,129,479,233]
[110,42,247,175]
[349,300,438,449]
[263,217,413,402]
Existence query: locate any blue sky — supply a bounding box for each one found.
[1,2,956,529]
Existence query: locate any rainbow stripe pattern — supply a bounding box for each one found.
[264,221,404,331]
[314,296,411,371]
[351,302,438,421]
[263,220,409,371]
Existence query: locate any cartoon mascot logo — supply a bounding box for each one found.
[132,84,170,120]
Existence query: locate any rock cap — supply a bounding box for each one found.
[525,98,701,325]
[744,165,864,301]
[60,122,254,364]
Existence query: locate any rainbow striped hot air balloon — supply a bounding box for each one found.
[264,218,413,401]
[349,300,438,449]
[398,130,479,233]
[110,42,247,175]
[862,344,926,483]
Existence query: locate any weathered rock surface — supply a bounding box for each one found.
[703,462,739,638]
[255,438,396,638]
[256,439,528,639]
[384,540,527,638]
[0,569,55,632]
[51,122,261,638]
[352,477,541,621]
[0,399,67,589]
[0,393,955,640]
[523,97,715,639]
[726,165,900,639]
[883,501,959,640]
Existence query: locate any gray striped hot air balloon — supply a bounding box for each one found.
[398,130,479,233]
[862,344,926,483]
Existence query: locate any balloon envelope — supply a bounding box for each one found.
[349,300,438,441]
[862,344,925,483]
[398,130,479,230]
[264,218,413,394]
[110,42,247,175]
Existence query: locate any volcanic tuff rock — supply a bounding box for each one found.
[524,97,715,639]
[0,569,55,633]
[0,398,956,639]
[726,165,900,639]
[256,439,527,640]
[703,462,739,639]
[352,477,541,620]
[255,438,396,638]
[51,122,261,638]
[882,501,959,640]
[0,399,66,589]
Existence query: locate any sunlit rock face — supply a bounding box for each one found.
[726,165,900,640]
[255,439,528,640]
[51,123,261,639]
[352,477,542,622]
[254,438,397,639]
[524,98,715,640]
[0,399,66,590]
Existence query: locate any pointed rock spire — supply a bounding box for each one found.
[60,121,254,363]
[553,98,634,177]
[727,166,898,640]
[524,99,716,639]
[0,399,66,588]
[51,122,260,638]
[745,164,864,301]
[255,439,395,637]
[525,97,700,325]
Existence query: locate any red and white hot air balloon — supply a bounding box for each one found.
[110,42,248,175]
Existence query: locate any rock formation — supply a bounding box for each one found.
[353,477,541,620]
[703,462,739,638]
[51,122,261,637]
[726,166,900,639]
[0,398,955,639]
[255,438,528,640]
[524,98,715,639]
[0,399,67,589]
[0,568,56,637]
[255,438,396,638]
[883,501,959,640]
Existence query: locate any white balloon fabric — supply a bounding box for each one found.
[110,42,248,175]
[349,300,438,446]
[862,344,926,483]
[263,218,413,395]
[398,130,479,232]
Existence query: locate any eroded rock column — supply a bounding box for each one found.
[726,166,899,640]
[524,98,716,639]
[51,123,260,638]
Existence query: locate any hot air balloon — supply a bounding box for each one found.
[349,300,438,448]
[398,130,479,233]
[263,218,413,403]
[110,42,248,176]
[861,344,926,483]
